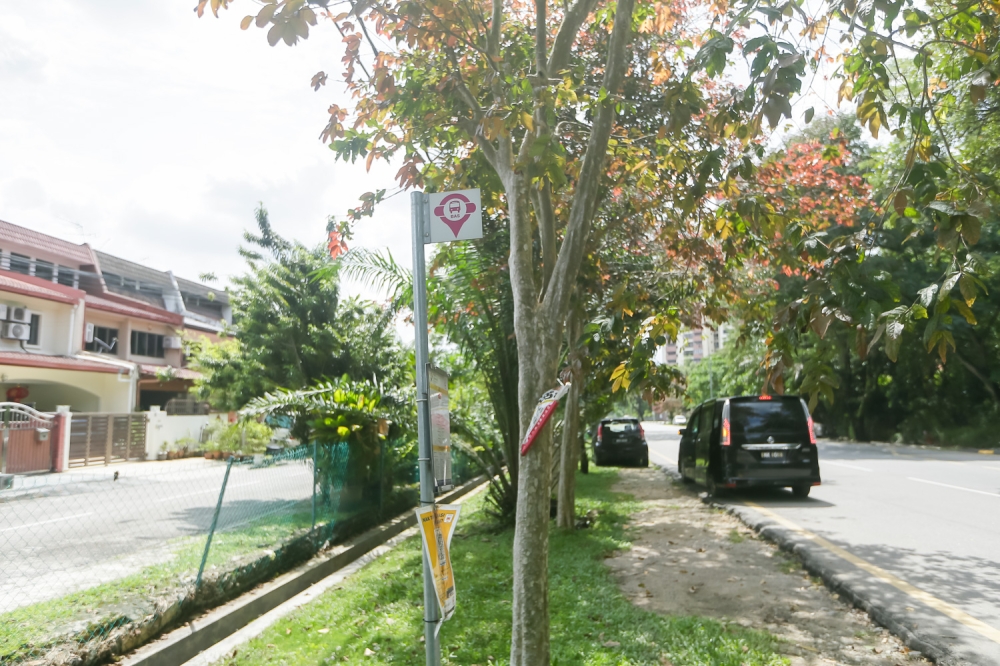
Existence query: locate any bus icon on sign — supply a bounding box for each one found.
[426,188,483,243]
[433,193,478,236]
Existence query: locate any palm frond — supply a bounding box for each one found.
[340,248,413,314]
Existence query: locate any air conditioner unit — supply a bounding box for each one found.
[163,336,183,349]
[8,306,29,324]
[85,323,95,343]
[2,322,30,341]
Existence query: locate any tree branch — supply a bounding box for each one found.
[531,182,557,294]
[543,0,636,318]
[489,0,504,58]
[547,0,601,76]
[457,118,500,169]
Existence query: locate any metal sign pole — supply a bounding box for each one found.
[411,191,441,666]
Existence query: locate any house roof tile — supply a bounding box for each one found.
[0,271,84,304]
[0,351,121,374]
[0,220,93,266]
[85,295,184,325]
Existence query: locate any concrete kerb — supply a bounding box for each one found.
[716,502,960,665]
[123,475,489,666]
[649,461,959,665]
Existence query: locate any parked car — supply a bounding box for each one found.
[677,395,821,497]
[672,414,688,425]
[592,417,648,467]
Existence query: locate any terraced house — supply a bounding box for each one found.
[0,220,231,413]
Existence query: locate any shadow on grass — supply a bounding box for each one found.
[220,468,788,666]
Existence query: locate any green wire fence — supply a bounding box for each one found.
[0,440,413,665]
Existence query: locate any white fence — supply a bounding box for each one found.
[145,408,227,459]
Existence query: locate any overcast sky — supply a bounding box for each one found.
[0,0,408,297]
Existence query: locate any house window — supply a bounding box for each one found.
[34,260,54,281]
[9,253,30,275]
[131,331,165,358]
[85,326,119,354]
[27,314,41,346]
[56,266,77,287]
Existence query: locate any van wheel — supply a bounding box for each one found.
[792,484,811,499]
[639,454,649,468]
[677,454,693,483]
[706,473,725,498]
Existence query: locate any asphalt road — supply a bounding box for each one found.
[642,421,1000,665]
[0,458,314,612]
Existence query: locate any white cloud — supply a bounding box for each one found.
[0,1,411,299]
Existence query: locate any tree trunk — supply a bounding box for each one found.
[509,319,560,665]
[556,377,580,529]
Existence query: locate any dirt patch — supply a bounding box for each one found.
[605,467,931,665]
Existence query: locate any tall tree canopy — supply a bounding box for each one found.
[192,206,408,410]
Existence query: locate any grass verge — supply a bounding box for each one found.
[220,468,788,666]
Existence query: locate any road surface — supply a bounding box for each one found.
[642,421,1000,665]
[0,457,314,612]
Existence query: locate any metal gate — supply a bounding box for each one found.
[69,413,147,467]
[0,402,55,474]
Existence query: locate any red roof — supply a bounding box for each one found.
[138,364,201,380]
[85,295,184,325]
[0,271,85,304]
[0,220,93,266]
[0,352,120,374]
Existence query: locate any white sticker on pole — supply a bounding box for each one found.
[427,189,483,243]
[428,366,453,492]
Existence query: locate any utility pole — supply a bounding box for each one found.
[411,191,441,666]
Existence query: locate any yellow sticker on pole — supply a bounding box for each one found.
[415,503,461,623]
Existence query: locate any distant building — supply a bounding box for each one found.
[654,325,732,367]
[0,219,231,412]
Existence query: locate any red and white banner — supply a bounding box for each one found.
[519,383,571,456]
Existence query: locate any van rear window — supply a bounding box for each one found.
[729,399,807,444]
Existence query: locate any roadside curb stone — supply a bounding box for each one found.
[653,460,967,665]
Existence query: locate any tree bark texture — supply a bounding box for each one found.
[468,0,637,662]
[509,320,560,665]
[556,376,581,529]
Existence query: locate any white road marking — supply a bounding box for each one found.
[0,512,94,534]
[154,481,264,504]
[822,460,873,472]
[908,477,1000,498]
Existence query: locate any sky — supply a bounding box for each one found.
[0,1,853,300]
[0,0,408,297]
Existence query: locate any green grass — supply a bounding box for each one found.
[0,503,332,662]
[727,529,745,544]
[221,468,789,666]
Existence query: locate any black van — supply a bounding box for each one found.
[677,395,821,497]
[592,417,649,467]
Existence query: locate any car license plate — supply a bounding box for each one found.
[760,451,786,460]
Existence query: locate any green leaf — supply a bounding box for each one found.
[804,107,815,123]
[960,216,981,245]
[959,275,977,306]
[953,300,977,325]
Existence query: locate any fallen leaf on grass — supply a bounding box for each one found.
[603,641,621,648]
[318,628,330,634]
[286,628,292,635]
[364,647,375,656]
